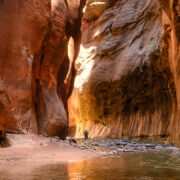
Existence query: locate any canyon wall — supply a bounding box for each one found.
[158,0,180,145]
[69,0,180,145]
[0,0,85,138]
[0,0,180,145]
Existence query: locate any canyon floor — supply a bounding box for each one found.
[0,134,97,174]
[1,134,180,179]
[0,134,179,165]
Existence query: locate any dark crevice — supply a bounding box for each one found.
[64,0,69,9]
[32,0,87,137]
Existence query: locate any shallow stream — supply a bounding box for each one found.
[1,151,180,180]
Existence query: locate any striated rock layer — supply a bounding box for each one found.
[69,0,180,145]
[159,0,180,145]
[0,0,85,138]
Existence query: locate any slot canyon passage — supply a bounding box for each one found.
[0,0,180,179]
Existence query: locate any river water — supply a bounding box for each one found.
[1,151,180,180]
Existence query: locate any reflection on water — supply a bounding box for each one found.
[0,163,68,180]
[1,152,180,180]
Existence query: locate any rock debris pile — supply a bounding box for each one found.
[63,138,180,155]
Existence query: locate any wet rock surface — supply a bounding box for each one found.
[63,138,180,155]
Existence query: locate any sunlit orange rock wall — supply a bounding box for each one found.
[0,0,85,138]
[69,0,180,145]
[158,0,180,145]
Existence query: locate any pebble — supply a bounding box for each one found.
[62,138,180,155]
[145,144,156,148]
[92,144,99,146]
[123,138,131,142]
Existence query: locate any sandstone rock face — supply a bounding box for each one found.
[0,0,85,138]
[0,0,51,134]
[159,0,180,145]
[69,0,180,145]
